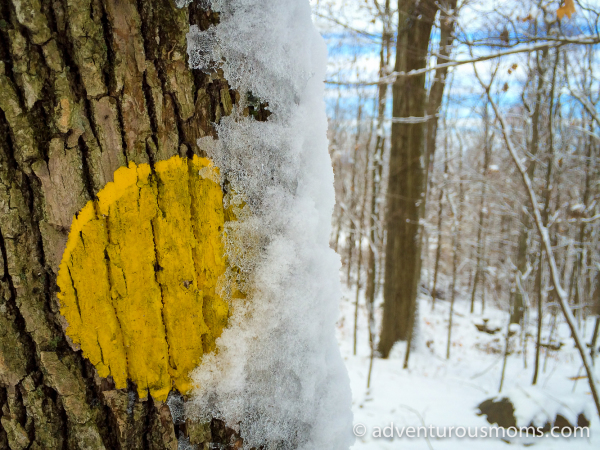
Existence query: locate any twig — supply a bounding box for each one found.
[471,355,504,380]
[397,405,434,450]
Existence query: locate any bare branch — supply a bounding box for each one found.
[568,89,600,127]
[326,35,600,86]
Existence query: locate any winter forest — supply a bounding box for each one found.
[315,0,600,448]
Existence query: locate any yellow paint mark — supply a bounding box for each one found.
[57,155,229,400]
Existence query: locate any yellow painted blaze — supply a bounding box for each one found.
[57,155,229,400]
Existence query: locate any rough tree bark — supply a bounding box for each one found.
[0,0,256,448]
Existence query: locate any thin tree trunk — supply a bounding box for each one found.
[431,145,448,311]
[421,0,457,311]
[346,103,363,287]
[431,181,445,310]
[499,309,512,393]
[353,105,374,356]
[431,88,452,311]
[422,0,458,207]
[352,202,364,357]
[470,105,490,314]
[365,0,392,358]
[570,121,593,324]
[533,48,560,385]
[591,316,600,365]
[543,308,557,372]
[532,251,545,385]
[446,141,463,360]
[512,45,548,325]
[332,93,343,253]
[592,249,600,366]
[333,202,343,252]
[494,206,511,306]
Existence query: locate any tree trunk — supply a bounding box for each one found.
[353,102,373,355]
[431,141,449,311]
[346,103,363,287]
[512,44,548,325]
[422,0,457,206]
[365,0,392,354]
[379,0,437,357]
[470,105,490,314]
[532,47,560,385]
[446,139,464,360]
[0,0,245,448]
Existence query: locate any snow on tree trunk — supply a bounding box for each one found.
[184,1,354,449]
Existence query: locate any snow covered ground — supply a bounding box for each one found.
[338,282,600,449]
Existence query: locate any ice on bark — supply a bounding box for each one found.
[183,1,354,449]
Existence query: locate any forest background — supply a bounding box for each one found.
[312,0,600,447]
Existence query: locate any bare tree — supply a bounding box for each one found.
[379,0,439,357]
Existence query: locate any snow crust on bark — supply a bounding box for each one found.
[183,1,354,448]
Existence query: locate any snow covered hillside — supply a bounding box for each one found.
[339,281,600,449]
